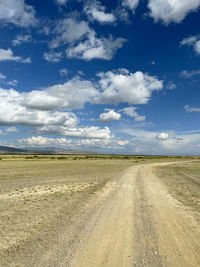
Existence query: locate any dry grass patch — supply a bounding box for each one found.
[0,159,133,265]
[154,161,200,223]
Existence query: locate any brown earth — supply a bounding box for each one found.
[0,159,199,266]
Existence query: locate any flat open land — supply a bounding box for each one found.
[0,156,200,266]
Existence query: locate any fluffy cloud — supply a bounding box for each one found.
[184,105,200,112]
[19,135,125,150]
[180,35,199,46]
[50,18,90,49]
[121,127,200,155]
[17,135,133,151]
[181,35,200,54]
[122,106,138,117]
[3,70,160,118]
[19,136,71,146]
[0,69,163,144]
[116,0,140,22]
[97,69,163,105]
[0,87,78,127]
[134,116,146,122]
[157,132,169,140]
[0,85,113,141]
[77,138,111,147]
[84,1,116,24]
[43,51,63,63]
[122,0,139,12]
[18,128,200,154]
[0,0,38,27]
[180,69,200,78]
[48,17,126,61]
[117,140,130,146]
[148,0,200,24]
[122,106,146,121]
[120,129,167,152]
[37,125,112,139]
[0,48,31,63]
[98,110,121,122]
[6,126,19,133]
[0,130,3,135]
[12,34,32,46]
[66,32,126,60]
[23,77,99,110]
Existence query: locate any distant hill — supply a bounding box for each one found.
[0,146,97,155]
[26,147,97,154]
[0,146,28,153]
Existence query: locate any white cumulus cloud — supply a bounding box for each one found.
[0,85,113,141]
[23,77,99,111]
[98,110,121,122]
[6,126,19,133]
[84,1,116,24]
[180,35,200,55]
[0,68,163,143]
[50,18,90,49]
[0,48,31,63]
[37,125,112,139]
[19,136,71,146]
[117,140,130,146]
[157,132,169,140]
[122,0,139,12]
[48,17,126,61]
[0,0,38,27]
[97,69,163,105]
[66,32,126,61]
[148,0,200,24]
[43,51,63,63]
[0,87,78,127]
[120,128,200,154]
[180,35,199,46]
[121,106,146,122]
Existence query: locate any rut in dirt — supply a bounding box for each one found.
[14,161,200,267]
[69,162,200,267]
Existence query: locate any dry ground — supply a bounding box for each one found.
[0,158,133,266]
[154,161,200,224]
[0,157,199,266]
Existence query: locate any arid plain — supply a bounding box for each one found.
[0,155,199,266]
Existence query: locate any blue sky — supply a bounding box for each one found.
[0,0,200,154]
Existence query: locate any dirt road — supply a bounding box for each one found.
[33,161,199,267]
[4,162,197,267]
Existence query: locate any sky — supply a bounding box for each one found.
[0,0,200,155]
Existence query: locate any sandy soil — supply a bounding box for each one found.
[0,159,132,266]
[68,162,200,267]
[1,160,200,266]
